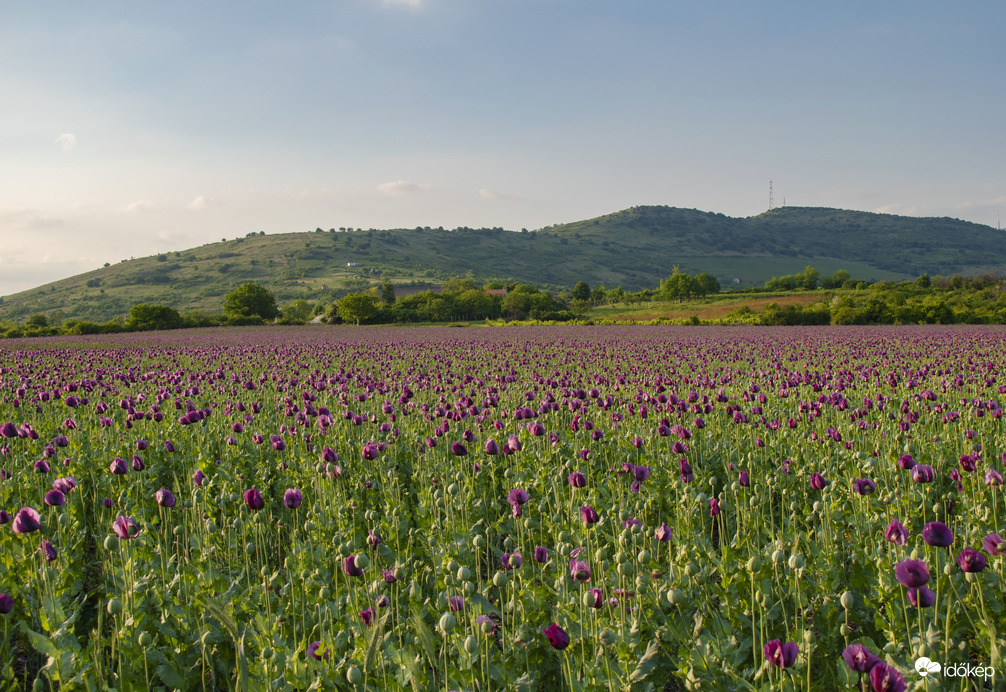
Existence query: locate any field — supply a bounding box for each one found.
[0,325,1003,691]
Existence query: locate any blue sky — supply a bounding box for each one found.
[2,0,1004,294]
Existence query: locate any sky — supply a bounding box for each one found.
[2,0,1005,295]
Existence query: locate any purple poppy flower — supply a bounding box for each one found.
[894,559,930,588]
[367,529,382,549]
[533,546,548,563]
[985,468,1003,487]
[763,639,798,668]
[907,585,936,608]
[155,489,176,508]
[738,470,749,487]
[869,663,907,692]
[633,465,650,482]
[585,587,604,608]
[502,552,522,569]
[52,477,76,494]
[655,523,672,542]
[897,454,915,470]
[111,515,139,539]
[343,555,364,577]
[507,488,528,506]
[484,439,499,455]
[841,644,881,673]
[130,455,145,472]
[982,533,1006,556]
[39,540,57,562]
[164,440,175,453]
[193,469,206,486]
[569,559,591,583]
[101,498,114,509]
[709,498,720,516]
[580,505,599,525]
[0,511,8,525]
[0,593,12,614]
[567,472,586,488]
[809,472,828,490]
[912,465,935,483]
[528,422,545,437]
[322,447,338,463]
[381,569,397,583]
[12,507,41,534]
[34,460,50,474]
[450,441,468,456]
[362,443,379,460]
[448,595,464,612]
[307,641,329,660]
[852,478,875,496]
[621,516,641,529]
[243,488,264,510]
[507,435,522,453]
[543,623,570,650]
[0,423,16,439]
[44,489,65,507]
[375,594,390,608]
[922,521,953,548]
[283,488,302,509]
[884,519,908,545]
[360,608,373,625]
[957,547,987,573]
[109,457,128,475]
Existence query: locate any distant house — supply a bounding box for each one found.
[346,262,360,268]
[485,288,507,297]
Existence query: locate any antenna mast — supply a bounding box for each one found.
[768,181,774,211]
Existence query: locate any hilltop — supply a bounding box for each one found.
[2,206,1004,322]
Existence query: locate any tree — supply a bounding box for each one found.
[694,273,720,296]
[571,281,591,302]
[380,281,396,305]
[800,266,820,291]
[223,283,279,320]
[336,292,378,325]
[279,300,314,324]
[660,268,696,302]
[126,304,184,332]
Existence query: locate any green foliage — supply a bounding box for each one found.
[336,292,379,324]
[126,304,184,332]
[571,281,591,301]
[223,283,279,320]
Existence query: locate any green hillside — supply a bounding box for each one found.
[2,206,1004,323]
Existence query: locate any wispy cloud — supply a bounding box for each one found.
[0,207,63,230]
[380,0,424,8]
[54,133,77,152]
[123,199,154,213]
[377,180,426,196]
[188,195,214,210]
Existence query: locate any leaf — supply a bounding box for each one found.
[156,662,186,689]
[18,622,58,659]
[630,639,666,683]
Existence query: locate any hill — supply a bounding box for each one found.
[2,206,1004,323]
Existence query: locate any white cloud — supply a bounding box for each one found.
[380,0,424,8]
[188,195,214,210]
[377,180,423,196]
[478,188,500,201]
[0,207,63,230]
[54,133,77,151]
[874,203,918,216]
[123,199,154,213]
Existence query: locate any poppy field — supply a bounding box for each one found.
[0,325,1004,691]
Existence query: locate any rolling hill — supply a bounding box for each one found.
[2,206,1004,323]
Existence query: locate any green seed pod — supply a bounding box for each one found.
[439,612,456,633]
[684,562,699,577]
[840,591,855,609]
[261,647,273,661]
[788,555,804,570]
[493,571,509,587]
[355,553,370,569]
[103,535,117,550]
[910,548,921,560]
[106,598,123,615]
[457,566,471,581]
[503,537,514,549]
[394,567,405,581]
[635,574,650,588]
[346,666,362,685]
[464,635,479,654]
[205,520,217,533]
[943,564,953,576]
[599,628,618,646]
[746,557,762,573]
[840,624,851,636]
[637,550,651,565]
[447,483,460,496]
[319,587,330,600]
[667,588,685,605]
[138,632,153,647]
[173,525,184,536]
[473,535,485,548]
[617,561,633,576]
[772,550,785,565]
